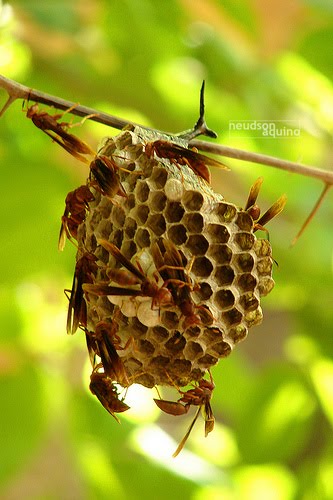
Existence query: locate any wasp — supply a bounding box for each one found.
[83,239,174,311]
[89,155,127,199]
[151,238,214,331]
[154,375,215,457]
[244,177,287,233]
[145,139,229,184]
[89,368,130,423]
[26,103,95,163]
[58,185,95,251]
[66,253,98,335]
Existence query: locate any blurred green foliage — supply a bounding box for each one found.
[0,1,333,499]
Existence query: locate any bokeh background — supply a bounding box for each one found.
[1,1,333,499]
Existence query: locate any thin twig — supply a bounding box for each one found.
[1,73,333,186]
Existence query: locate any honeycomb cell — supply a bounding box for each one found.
[191,256,213,278]
[216,202,237,222]
[207,224,230,243]
[214,265,235,286]
[229,325,248,343]
[196,282,213,301]
[150,167,168,189]
[257,256,273,275]
[239,292,259,312]
[135,181,150,202]
[211,340,232,357]
[235,211,253,231]
[170,359,192,378]
[244,308,263,327]
[258,276,275,296]
[138,339,155,355]
[184,341,204,359]
[167,224,187,245]
[234,252,255,272]
[183,212,204,233]
[164,335,186,354]
[254,238,272,257]
[183,190,204,211]
[150,191,167,212]
[198,354,218,368]
[135,228,150,248]
[186,234,209,255]
[126,193,136,210]
[214,289,235,309]
[164,178,183,201]
[135,204,149,224]
[208,243,232,263]
[236,273,257,292]
[201,327,224,344]
[151,326,169,342]
[125,217,137,239]
[234,232,255,250]
[165,201,185,223]
[147,213,166,236]
[161,311,180,329]
[222,307,243,326]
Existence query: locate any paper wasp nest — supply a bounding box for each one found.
[74,128,275,389]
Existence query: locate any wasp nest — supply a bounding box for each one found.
[71,127,276,392]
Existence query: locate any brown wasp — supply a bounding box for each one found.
[26,103,128,200]
[58,185,95,251]
[26,103,95,163]
[89,368,130,423]
[244,177,287,233]
[83,239,174,310]
[154,375,215,457]
[151,238,214,331]
[145,139,229,184]
[66,252,98,335]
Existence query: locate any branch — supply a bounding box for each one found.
[1,73,333,186]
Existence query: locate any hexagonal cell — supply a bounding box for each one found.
[184,340,204,359]
[150,326,169,342]
[239,292,259,312]
[134,204,149,224]
[186,234,209,255]
[183,190,204,211]
[160,310,180,330]
[258,276,275,296]
[97,219,113,239]
[206,223,230,243]
[150,191,167,212]
[236,273,257,292]
[214,289,235,310]
[121,239,138,260]
[183,212,204,233]
[244,307,263,327]
[214,265,235,286]
[235,211,253,232]
[208,243,232,263]
[200,327,224,344]
[216,202,237,222]
[170,359,193,381]
[126,193,136,210]
[254,238,272,257]
[197,354,218,368]
[228,324,248,343]
[167,224,187,245]
[234,252,255,272]
[164,335,186,354]
[149,167,168,189]
[234,232,255,250]
[135,180,150,202]
[257,256,273,275]
[165,201,185,223]
[196,282,213,301]
[135,228,151,248]
[124,217,137,239]
[164,178,183,201]
[191,256,213,278]
[222,307,243,326]
[210,340,232,357]
[147,213,166,236]
[148,355,170,373]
